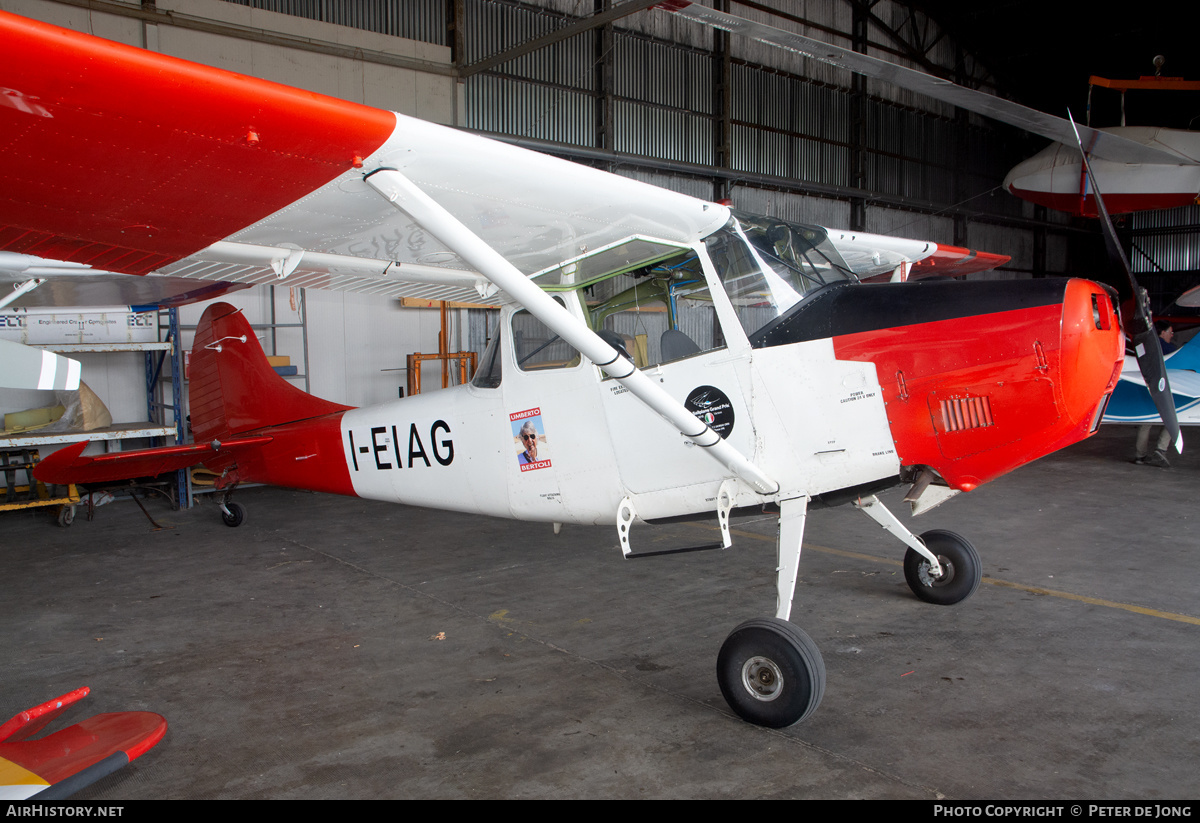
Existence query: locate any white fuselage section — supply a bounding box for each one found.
[338,247,900,526]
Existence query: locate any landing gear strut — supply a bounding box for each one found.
[710,493,981,728]
[220,491,244,528]
[716,496,826,728]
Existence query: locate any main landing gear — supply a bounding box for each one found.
[714,496,826,727]
[711,493,981,728]
[717,616,826,727]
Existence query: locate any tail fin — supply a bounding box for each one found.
[190,302,352,442]
[1164,334,1200,374]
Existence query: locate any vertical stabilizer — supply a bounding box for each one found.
[189,302,352,442]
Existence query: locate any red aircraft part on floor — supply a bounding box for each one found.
[0,688,166,800]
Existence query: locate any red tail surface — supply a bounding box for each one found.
[190,302,350,441]
[36,302,357,495]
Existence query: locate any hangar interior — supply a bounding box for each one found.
[3,0,1199,424]
[2,0,1200,801]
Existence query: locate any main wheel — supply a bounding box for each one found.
[221,501,245,528]
[716,617,825,728]
[904,529,981,605]
[56,505,75,527]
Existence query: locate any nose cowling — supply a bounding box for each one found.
[829,278,1123,492]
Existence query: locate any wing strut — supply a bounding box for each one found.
[0,277,44,309]
[362,167,779,496]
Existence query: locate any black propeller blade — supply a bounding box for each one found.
[1068,115,1182,453]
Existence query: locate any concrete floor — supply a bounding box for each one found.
[3,425,1198,799]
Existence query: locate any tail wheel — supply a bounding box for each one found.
[221,501,245,528]
[904,529,981,605]
[56,505,75,527]
[716,617,825,727]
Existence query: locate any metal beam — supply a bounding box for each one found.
[460,0,660,78]
[36,0,456,77]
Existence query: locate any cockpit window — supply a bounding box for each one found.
[704,212,854,339]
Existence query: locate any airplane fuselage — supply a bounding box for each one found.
[200,269,1123,526]
[1004,127,1200,216]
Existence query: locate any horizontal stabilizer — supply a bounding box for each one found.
[33,436,273,486]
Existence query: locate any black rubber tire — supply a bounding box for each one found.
[716,617,826,728]
[221,501,245,528]
[903,529,981,605]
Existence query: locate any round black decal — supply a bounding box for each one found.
[685,385,735,439]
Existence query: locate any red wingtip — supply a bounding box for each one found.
[910,244,1010,277]
[0,687,90,743]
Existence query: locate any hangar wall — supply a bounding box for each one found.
[0,0,460,430]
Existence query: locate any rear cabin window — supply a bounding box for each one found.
[512,300,581,371]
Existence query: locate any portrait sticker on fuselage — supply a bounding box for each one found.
[685,386,735,438]
[511,407,551,472]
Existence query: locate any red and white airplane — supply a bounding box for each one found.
[3,10,1142,728]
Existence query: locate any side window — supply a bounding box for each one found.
[586,252,727,371]
[471,332,502,388]
[512,300,581,371]
[668,277,725,362]
[602,307,668,369]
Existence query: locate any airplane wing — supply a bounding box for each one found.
[658,2,1196,168]
[0,11,1008,311]
[1,253,249,310]
[0,688,166,800]
[827,230,1009,282]
[0,11,730,307]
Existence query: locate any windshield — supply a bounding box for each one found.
[704,212,854,339]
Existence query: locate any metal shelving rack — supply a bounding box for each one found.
[0,306,189,510]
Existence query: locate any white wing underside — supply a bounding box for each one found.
[157,114,732,305]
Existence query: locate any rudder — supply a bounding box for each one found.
[189,302,352,443]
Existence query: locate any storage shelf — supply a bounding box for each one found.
[0,423,176,448]
[32,342,173,353]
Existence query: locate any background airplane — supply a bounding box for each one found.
[658,2,1200,219]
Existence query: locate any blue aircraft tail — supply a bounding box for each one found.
[1164,334,1200,373]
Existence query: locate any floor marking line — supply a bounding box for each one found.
[696,525,1200,626]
